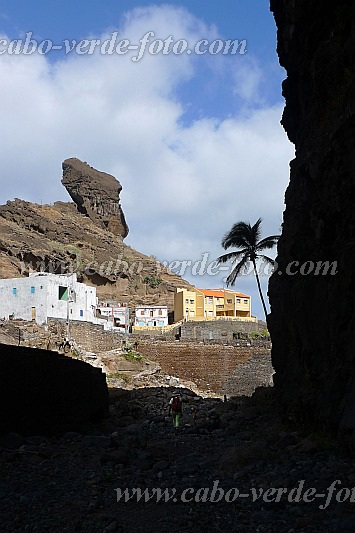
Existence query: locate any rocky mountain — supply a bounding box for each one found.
[0,158,193,308]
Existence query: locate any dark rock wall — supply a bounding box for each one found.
[268,1,355,433]
[0,344,109,435]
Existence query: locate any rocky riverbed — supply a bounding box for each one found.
[1,385,355,532]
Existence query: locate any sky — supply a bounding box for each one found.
[0,0,294,320]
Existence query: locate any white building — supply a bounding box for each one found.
[97,303,129,329]
[0,273,97,326]
[134,306,168,327]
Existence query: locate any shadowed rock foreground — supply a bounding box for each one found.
[1,387,355,532]
[0,344,109,435]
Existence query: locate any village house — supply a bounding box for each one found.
[134,305,168,327]
[174,287,253,322]
[0,273,97,326]
[97,302,129,330]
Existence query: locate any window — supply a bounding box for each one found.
[227,299,232,304]
[140,310,145,316]
[237,298,241,304]
[12,287,17,295]
[244,299,248,305]
[185,299,189,304]
[208,297,213,305]
[30,286,35,294]
[58,286,68,301]
[158,309,162,316]
[190,299,194,304]
[80,310,83,317]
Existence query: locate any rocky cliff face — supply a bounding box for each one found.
[268,1,355,434]
[62,158,129,238]
[0,159,193,309]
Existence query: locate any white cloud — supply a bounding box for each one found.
[0,5,294,318]
[232,57,263,103]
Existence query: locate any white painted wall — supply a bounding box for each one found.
[44,274,97,323]
[98,306,128,326]
[0,273,97,326]
[0,275,49,324]
[134,306,168,327]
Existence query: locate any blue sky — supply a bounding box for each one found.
[0,1,294,319]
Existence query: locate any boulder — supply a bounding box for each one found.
[62,157,129,238]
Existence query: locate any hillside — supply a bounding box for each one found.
[0,158,193,309]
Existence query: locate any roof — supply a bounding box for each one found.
[198,288,250,299]
[198,289,224,298]
[135,305,168,309]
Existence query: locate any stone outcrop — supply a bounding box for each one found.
[268,1,355,434]
[62,157,129,238]
[0,160,193,309]
[0,343,108,435]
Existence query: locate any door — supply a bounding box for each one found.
[31,307,36,320]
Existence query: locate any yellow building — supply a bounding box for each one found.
[174,287,252,322]
[174,288,203,321]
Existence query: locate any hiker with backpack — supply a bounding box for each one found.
[168,392,183,428]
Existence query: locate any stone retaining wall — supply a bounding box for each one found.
[50,320,126,353]
[180,319,267,343]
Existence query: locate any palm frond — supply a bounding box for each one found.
[256,235,280,251]
[225,255,249,286]
[258,255,275,266]
[217,249,247,265]
[222,222,253,250]
[250,217,262,245]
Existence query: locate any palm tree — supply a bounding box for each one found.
[217,218,279,320]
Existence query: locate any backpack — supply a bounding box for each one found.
[171,396,182,412]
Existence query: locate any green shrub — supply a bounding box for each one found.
[122,345,144,361]
[107,372,131,383]
[260,329,270,338]
[143,274,162,288]
[249,331,261,339]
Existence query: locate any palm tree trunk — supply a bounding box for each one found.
[252,259,268,320]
